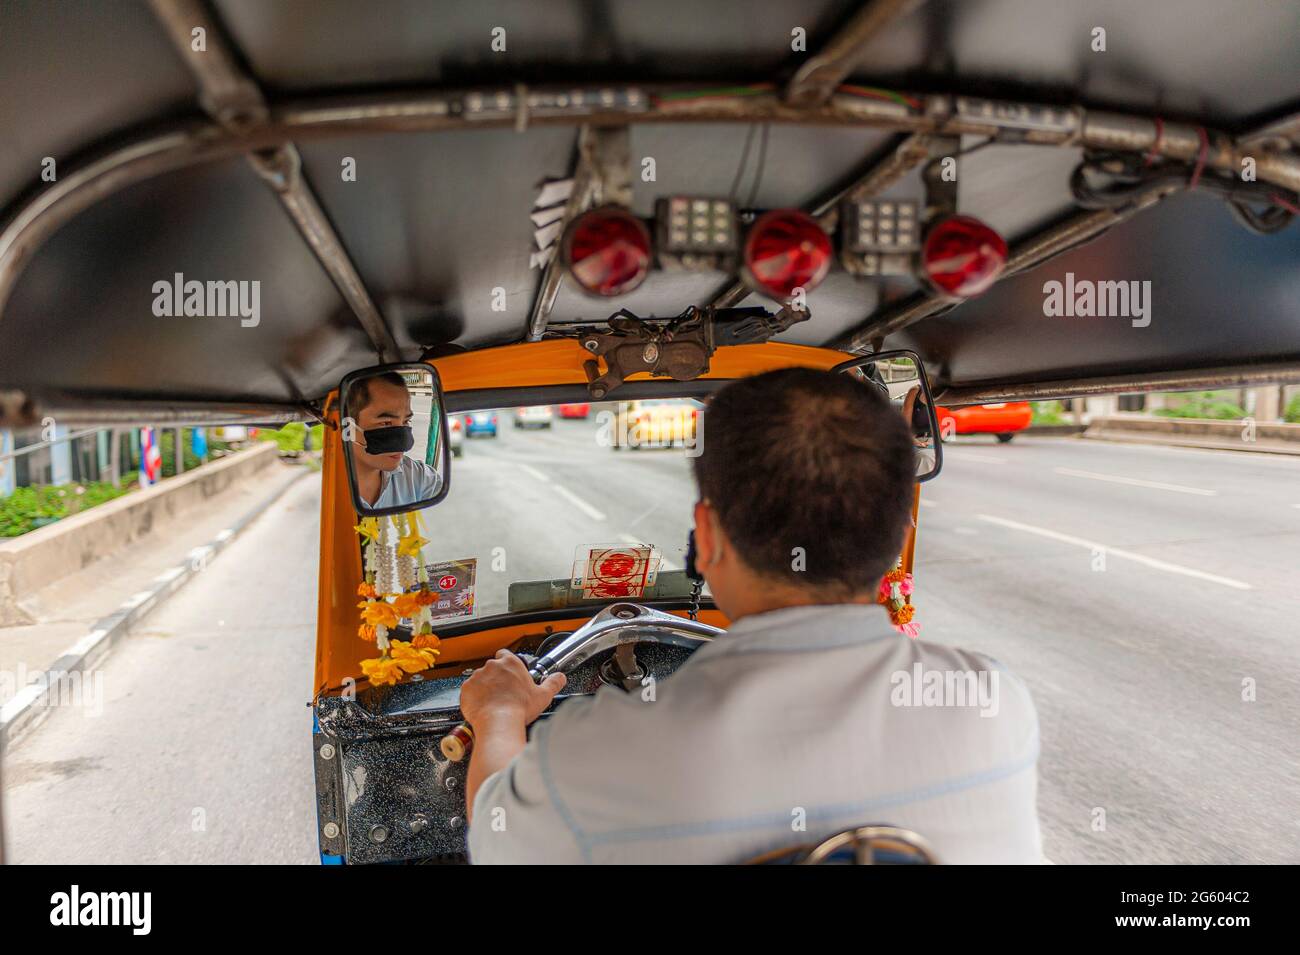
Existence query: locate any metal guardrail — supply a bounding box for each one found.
[0,427,101,465]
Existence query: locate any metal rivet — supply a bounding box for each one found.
[369,824,390,844]
[322,822,340,839]
[319,743,336,760]
[448,816,464,830]
[445,775,459,791]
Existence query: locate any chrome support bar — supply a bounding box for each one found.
[0,392,308,429]
[246,145,401,363]
[525,126,632,341]
[784,0,922,108]
[3,84,1299,344]
[146,0,266,128]
[146,0,400,363]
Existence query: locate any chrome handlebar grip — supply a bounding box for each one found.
[528,602,722,678]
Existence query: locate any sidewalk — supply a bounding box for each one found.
[1080,431,1300,455]
[0,459,312,740]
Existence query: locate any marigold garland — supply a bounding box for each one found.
[879,555,919,638]
[355,511,441,686]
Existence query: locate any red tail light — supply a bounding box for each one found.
[561,206,652,296]
[921,215,1008,298]
[742,210,832,301]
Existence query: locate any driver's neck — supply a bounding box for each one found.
[356,462,384,506]
[719,575,878,624]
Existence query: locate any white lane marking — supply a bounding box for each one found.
[520,462,605,520]
[520,464,551,483]
[517,465,603,522]
[977,514,1252,591]
[1052,467,1217,496]
[552,482,606,521]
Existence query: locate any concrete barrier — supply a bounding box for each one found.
[0,442,278,625]
[1084,415,1300,450]
[1025,423,1086,436]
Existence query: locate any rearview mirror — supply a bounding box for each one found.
[831,350,942,483]
[339,363,451,516]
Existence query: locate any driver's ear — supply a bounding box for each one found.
[693,500,722,567]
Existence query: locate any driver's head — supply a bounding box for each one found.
[350,372,413,473]
[691,368,916,620]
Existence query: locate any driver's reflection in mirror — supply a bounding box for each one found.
[461,369,1041,864]
[350,372,442,509]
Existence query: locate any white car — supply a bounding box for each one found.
[448,414,464,457]
[513,405,554,429]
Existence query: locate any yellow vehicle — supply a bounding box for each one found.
[610,398,702,450]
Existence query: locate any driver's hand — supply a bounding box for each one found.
[460,650,566,728]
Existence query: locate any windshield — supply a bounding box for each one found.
[419,399,706,620]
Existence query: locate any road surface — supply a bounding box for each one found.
[4,415,1298,863]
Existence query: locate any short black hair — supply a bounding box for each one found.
[692,367,916,596]
[350,371,409,414]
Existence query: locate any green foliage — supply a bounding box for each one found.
[0,479,133,537]
[1031,401,1066,425]
[1152,391,1247,420]
[256,422,325,453]
[159,428,203,478]
[1284,394,1300,424]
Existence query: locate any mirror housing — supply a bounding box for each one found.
[338,363,452,516]
[831,349,942,483]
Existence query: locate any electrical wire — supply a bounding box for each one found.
[836,85,923,109]
[745,123,770,208]
[728,124,758,203]
[1071,151,1297,235]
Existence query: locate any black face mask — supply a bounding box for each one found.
[363,425,415,455]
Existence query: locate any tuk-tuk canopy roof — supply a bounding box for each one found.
[2,0,1299,421]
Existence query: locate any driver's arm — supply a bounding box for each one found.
[459,651,565,845]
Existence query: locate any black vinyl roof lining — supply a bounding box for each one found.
[2,0,1299,413]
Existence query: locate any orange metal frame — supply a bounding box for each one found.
[313,340,918,696]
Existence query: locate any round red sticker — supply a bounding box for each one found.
[438,574,457,590]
